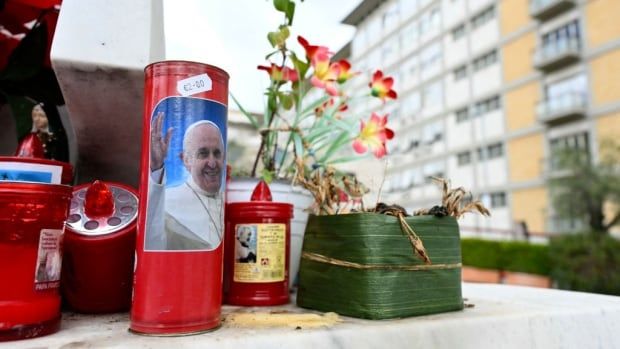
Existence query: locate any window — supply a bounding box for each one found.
[423,161,445,183]
[400,21,419,52]
[457,151,471,166]
[381,2,400,32]
[550,132,590,170]
[422,121,443,144]
[403,92,421,116]
[401,56,418,82]
[472,50,498,72]
[367,50,381,71]
[410,139,420,150]
[453,65,467,81]
[471,6,495,29]
[366,17,382,45]
[422,81,443,110]
[472,95,501,116]
[476,147,485,160]
[420,43,442,73]
[381,37,399,64]
[487,143,504,159]
[542,20,580,48]
[545,73,587,99]
[455,108,469,122]
[490,192,506,208]
[430,7,440,30]
[352,27,368,56]
[478,143,504,160]
[420,6,440,36]
[452,24,466,40]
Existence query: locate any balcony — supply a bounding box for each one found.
[534,37,581,71]
[537,92,587,124]
[530,0,576,20]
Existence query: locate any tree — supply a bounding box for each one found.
[549,138,620,233]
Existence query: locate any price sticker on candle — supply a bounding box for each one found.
[177,73,212,96]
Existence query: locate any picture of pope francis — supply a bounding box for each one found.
[145,112,225,250]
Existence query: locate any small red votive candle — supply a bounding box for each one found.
[0,182,72,341]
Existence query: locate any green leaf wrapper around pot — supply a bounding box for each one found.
[297,213,464,320]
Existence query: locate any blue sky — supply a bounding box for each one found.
[164,0,360,112]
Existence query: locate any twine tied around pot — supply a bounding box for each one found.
[375,203,432,265]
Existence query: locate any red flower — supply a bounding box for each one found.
[334,60,357,84]
[257,63,299,83]
[369,70,397,102]
[352,113,395,158]
[297,35,329,62]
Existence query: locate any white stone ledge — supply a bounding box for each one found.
[4,283,620,349]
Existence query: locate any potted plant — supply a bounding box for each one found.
[296,178,491,320]
[231,0,399,288]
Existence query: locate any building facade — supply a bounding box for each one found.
[340,0,620,237]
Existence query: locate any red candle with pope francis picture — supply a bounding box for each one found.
[131,61,229,335]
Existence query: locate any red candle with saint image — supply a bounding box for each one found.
[131,61,229,335]
[62,180,138,313]
[0,182,72,341]
[224,180,293,305]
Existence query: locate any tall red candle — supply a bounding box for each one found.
[0,182,72,341]
[131,61,229,335]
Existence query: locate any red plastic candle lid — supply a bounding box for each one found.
[227,180,293,219]
[66,181,138,236]
[84,180,115,217]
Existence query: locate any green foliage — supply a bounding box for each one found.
[461,238,550,276]
[548,139,620,232]
[461,239,503,270]
[549,233,620,296]
[267,25,290,48]
[273,0,296,25]
[261,168,274,184]
[501,241,551,275]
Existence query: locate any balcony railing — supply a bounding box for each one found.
[537,92,587,124]
[530,0,576,20]
[534,37,581,71]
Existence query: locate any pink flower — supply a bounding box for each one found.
[369,70,397,102]
[352,113,395,158]
[257,63,299,82]
[310,51,340,96]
